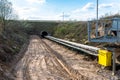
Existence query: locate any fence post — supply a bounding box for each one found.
[112,49,116,75]
[87,21,91,42]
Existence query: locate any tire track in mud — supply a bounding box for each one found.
[13,35,88,80]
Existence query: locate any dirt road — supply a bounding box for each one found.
[13,36,87,80]
[12,36,118,80]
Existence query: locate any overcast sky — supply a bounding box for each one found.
[9,0,120,21]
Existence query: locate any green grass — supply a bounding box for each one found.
[53,21,88,43]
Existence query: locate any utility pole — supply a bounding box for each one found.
[97,0,98,21]
[96,0,99,37]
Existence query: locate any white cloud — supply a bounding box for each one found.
[59,13,70,18]
[71,2,120,21]
[26,0,46,4]
[10,0,120,21]
[70,2,96,20]
[27,15,43,20]
[72,2,95,13]
[13,6,38,19]
[70,11,96,21]
[99,3,114,9]
[82,2,95,11]
[11,0,46,20]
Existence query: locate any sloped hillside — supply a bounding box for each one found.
[53,14,120,46]
[27,21,59,35]
[53,22,88,43]
[0,20,29,79]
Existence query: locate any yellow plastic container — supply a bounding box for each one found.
[98,50,112,66]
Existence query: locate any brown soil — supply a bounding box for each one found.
[2,35,119,80]
[12,36,88,80]
[43,39,119,80]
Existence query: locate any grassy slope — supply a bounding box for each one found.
[27,21,59,35]
[0,21,29,62]
[0,20,60,62]
[53,22,88,43]
[0,20,29,79]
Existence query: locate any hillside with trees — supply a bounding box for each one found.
[0,0,29,79]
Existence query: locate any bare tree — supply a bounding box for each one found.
[0,0,13,32]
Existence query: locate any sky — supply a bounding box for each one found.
[9,0,120,21]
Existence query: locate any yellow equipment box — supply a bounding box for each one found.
[98,50,112,66]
